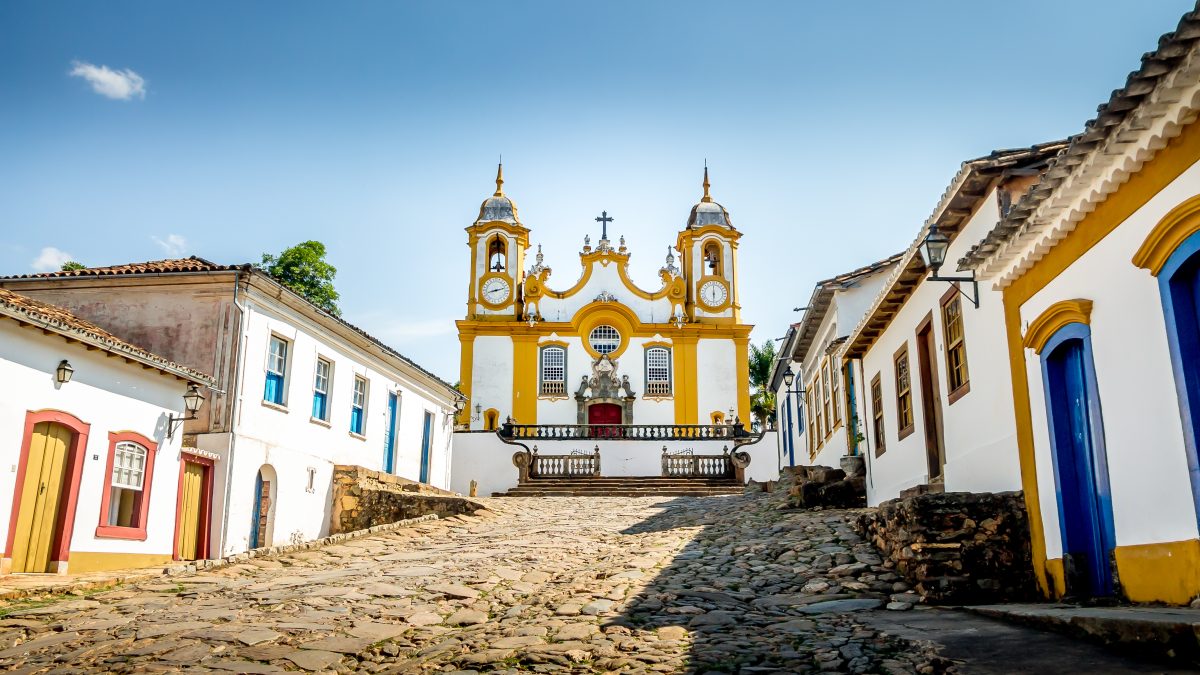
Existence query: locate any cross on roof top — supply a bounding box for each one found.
[594,211,614,240]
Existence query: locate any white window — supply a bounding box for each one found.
[589,325,620,355]
[268,336,287,376]
[540,346,566,395]
[314,359,330,393]
[646,347,672,395]
[107,441,147,528]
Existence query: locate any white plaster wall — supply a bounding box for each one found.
[696,339,739,421]
[0,322,190,560]
[863,191,1021,505]
[744,431,781,483]
[1019,160,1200,551]
[468,335,513,428]
[534,262,675,324]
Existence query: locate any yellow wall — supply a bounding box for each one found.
[66,551,175,574]
[511,335,538,424]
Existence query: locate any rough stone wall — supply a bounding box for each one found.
[784,465,866,509]
[330,465,485,534]
[855,491,1034,604]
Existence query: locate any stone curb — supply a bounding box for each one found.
[0,513,440,603]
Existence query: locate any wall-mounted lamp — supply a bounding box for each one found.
[55,359,74,385]
[167,383,206,439]
[453,398,467,415]
[472,403,482,423]
[919,223,979,308]
[782,366,805,397]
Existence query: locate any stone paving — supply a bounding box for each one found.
[0,492,947,674]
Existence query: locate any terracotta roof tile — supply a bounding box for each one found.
[1,256,249,280]
[0,288,213,383]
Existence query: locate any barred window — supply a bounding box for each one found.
[646,347,672,395]
[540,346,566,395]
[942,295,970,395]
[589,325,620,355]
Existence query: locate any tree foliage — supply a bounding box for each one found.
[260,241,341,316]
[748,340,778,431]
[60,261,85,271]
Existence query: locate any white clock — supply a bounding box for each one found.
[481,277,511,306]
[699,280,729,309]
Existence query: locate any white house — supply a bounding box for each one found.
[0,289,215,575]
[1,259,462,557]
[841,142,1067,506]
[770,255,901,470]
[958,11,1200,605]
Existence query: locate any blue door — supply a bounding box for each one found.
[1159,233,1200,525]
[383,393,399,474]
[249,470,264,549]
[1041,325,1115,597]
[419,411,433,484]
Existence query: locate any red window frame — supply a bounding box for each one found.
[95,431,158,540]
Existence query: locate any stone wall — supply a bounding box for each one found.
[330,465,485,534]
[784,464,866,509]
[855,491,1035,604]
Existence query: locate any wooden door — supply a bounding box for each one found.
[419,411,433,484]
[11,423,72,573]
[588,403,623,438]
[916,319,946,482]
[176,462,206,560]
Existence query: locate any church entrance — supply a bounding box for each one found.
[588,403,623,438]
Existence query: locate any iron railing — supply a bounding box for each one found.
[501,423,752,442]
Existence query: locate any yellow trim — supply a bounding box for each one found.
[1132,193,1200,275]
[734,335,751,430]
[483,408,500,431]
[696,275,732,312]
[64,551,174,574]
[512,335,538,424]
[1021,300,1094,355]
[534,248,685,303]
[1112,539,1200,604]
[642,341,674,401]
[457,335,474,426]
[673,336,699,424]
[456,318,752,340]
[573,302,638,359]
[1044,557,1067,597]
[710,411,725,424]
[537,340,571,401]
[478,271,515,309]
[999,116,1200,598]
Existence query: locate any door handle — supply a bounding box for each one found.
[39,483,46,494]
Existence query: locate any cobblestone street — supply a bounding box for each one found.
[0,491,955,674]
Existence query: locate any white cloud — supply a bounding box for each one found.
[152,233,188,257]
[31,246,75,272]
[69,61,146,100]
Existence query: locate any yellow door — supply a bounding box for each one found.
[176,462,205,560]
[11,422,72,573]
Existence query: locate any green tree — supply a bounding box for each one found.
[260,241,341,315]
[60,261,85,271]
[748,340,778,431]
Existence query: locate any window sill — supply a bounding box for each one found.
[947,382,971,406]
[538,395,570,402]
[310,416,331,428]
[897,424,915,441]
[261,400,289,414]
[95,525,147,541]
[349,431,367,441]
[642,395,674,402]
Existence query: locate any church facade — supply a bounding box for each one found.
[456,167,753,432]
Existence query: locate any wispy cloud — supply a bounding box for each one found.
[31,246,74,272]
[152,234,188,257]
[69,61,146,100]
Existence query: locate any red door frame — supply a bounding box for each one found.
[172,453,215,561]
[4,410,91,571]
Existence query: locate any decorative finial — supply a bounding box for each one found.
[494,163,505,197]
[701,164,713,203]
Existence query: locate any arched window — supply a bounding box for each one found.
[645,347,672,396]
[484,408,500,431]
[588,325,620,355]
[488,236,507,272]
[703,241,723,275]
[540,346,567,395]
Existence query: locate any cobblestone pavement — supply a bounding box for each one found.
[0,492,948,674]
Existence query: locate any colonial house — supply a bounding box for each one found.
[958,9,1200,605]
[453,167,776,497]
[841,142,1066,506]
[0,289,214,575]
[769,255,902,470]
[1,259,462,558]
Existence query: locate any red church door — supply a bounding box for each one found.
[588,403,623,438]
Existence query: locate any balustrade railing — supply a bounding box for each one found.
[662,451,733,478]
[529,448,600,478]
[502,423,751,442]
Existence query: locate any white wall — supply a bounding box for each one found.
[1019,160,1200,556]
[696,339,739,421]
[0,321,190,563]
[534,261,677,324]
[469,335,513,428]
[862,190,1021,505]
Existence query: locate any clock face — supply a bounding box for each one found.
[699,280,729,309]
[481,277,511,306]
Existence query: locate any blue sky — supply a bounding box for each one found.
[1,1,1194,380]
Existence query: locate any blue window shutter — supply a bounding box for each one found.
[351,407,363,434]
[265,372,283,404]
[313,391,327,419]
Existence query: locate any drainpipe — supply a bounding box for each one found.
[218,272,250,557]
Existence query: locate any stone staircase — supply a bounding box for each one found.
[497,476,745,497]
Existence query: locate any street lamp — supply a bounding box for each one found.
[167,383,206,439]
[919,223,979,308]
[55,360,74,385]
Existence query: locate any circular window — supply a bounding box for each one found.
[588,325,621,355]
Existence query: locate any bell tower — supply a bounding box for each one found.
[678,167,741,323]
[466,164,529,320]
